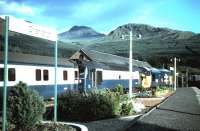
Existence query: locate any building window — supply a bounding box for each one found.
[0,68,4,81]
[96,71,103,84]
[75,71,79,80]
[63,70,68,80]
[43,70,49,81]
[36,69,41,81]
[8,68,15,81]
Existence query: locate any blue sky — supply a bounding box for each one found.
[0,0,199,34]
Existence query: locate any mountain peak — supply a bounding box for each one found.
[107,23,195,40]
[59,25,105,41]
[69,25,91,32]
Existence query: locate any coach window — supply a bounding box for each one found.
[43,70,49,81]
[96,71,103,84]
[63,70,68,80]
[152,74,156,81]
[36,69,41,81]
[0,68,4,81]
[119,75,121,80]
[8,68,15,81]
[75,71,79,80]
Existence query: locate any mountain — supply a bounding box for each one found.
[86,23,200,69]
[106,23,195,40]
[58,26,105,41]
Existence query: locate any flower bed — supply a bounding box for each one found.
[8,122,79,131]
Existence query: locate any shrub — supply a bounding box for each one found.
[58,90,120,122]
[120,103,133,116]
[112,84,124,95]
[8,81,45,131]
[120,95,133,116]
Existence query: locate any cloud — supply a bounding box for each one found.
[0,0,36,16]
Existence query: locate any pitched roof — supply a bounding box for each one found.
[0,52,74,67]
[82,49,151,67]
[70,48,152,71]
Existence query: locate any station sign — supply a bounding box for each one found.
[0,16,57,41]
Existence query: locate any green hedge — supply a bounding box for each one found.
[58,90,120,122]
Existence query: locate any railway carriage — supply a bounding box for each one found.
[0,50,173,100]
[70,49,152,91]
[0,52,78,99]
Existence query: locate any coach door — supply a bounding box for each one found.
[95,69,103,87]
[89,69,95,88]
[90,69,103,88]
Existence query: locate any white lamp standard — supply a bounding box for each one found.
[171,57,180,91]
[129,31,133,98]
[174,57,177,90]
[122,31,141,98]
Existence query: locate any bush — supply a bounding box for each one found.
[8,81,45,131]
[120,95,133,116]
[120,103,133,116]
[58,90,120,122]
[112,84,124,95]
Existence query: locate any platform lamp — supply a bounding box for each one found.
[170,57,181,91]
[121,31,142,98]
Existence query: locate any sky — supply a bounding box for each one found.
[0,0,199,34]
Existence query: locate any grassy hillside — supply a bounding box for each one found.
[0,31,79,58]
[86,35,200,70]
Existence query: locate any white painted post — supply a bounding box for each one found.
[174,57,177,90]
[129,31,133,98]
[54,38,58,122]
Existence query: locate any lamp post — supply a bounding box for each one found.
[122,31,141,98]
[174,57,177,90]
[129,31,133,98]
[171,57,180,91]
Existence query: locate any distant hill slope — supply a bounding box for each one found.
[58,26,105,42]
[86,23,200,69]
[0,31,79,58]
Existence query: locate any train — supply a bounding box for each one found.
[0,49,173,99]
[71,49,173,91]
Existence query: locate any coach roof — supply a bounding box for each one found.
[70,48,152,70]
[0,52,74,67]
